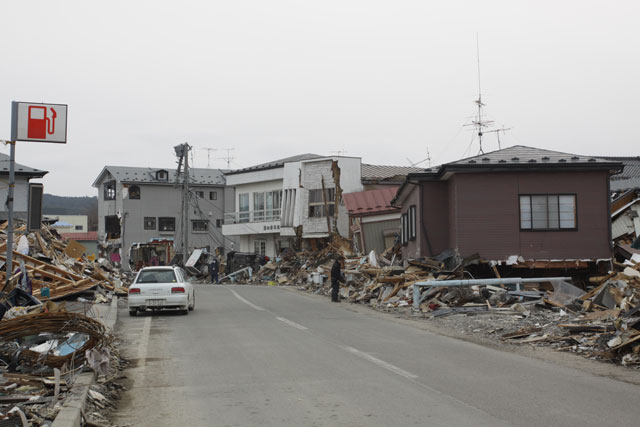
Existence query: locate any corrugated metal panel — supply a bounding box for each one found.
[612,215,634,240]
[362,219,400,254]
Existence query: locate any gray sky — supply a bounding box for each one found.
[2,0,639,196]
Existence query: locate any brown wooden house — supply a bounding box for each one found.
[392,146,623,265]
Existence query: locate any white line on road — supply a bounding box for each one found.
[276,317,308,330]
[343,346,418,380]
[136,316,151,367]
[229,288,265,311]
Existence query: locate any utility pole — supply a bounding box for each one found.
[175,143,191,260]
[183,144,190,258]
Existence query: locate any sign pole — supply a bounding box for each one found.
[2,101,67,293]
[4,141,15,288]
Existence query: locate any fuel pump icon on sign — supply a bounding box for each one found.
[27,106,57,139]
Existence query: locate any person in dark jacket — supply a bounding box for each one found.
[330,256,345,302]
[209,257,220,284]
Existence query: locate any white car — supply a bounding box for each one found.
[128,266,195,316]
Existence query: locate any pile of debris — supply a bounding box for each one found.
[0,221,127,424]
[0,302,120,425]
[0,221,130,306]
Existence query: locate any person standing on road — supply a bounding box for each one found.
[331,255,345,302]
[209,256,220,284]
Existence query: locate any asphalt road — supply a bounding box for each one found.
[113,284,640,427]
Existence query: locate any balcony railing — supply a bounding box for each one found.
[224,209,281,225]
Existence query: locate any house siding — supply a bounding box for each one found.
[422,181,449,256]
[451,171,611,260]
[400,184,421,259]
[362,218,400,254]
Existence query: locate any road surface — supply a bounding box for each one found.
[112,284,640,426]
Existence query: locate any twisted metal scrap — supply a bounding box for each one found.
[0,311,111,368]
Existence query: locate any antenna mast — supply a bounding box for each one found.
[464,34,494,154]
[201,147,217,167]
[216,148,235,168]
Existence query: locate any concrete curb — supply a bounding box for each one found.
[50,372,94,427]
[51,296,119,427]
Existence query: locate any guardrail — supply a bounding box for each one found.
[412,277,572,310]
[224,209,281,224]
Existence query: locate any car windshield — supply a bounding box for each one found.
[136,270,177,284]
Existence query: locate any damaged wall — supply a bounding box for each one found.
[300,158,362,238]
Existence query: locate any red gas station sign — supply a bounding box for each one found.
[11,101,68,143]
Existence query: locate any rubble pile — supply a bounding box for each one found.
[0,222,126,425]
[0,221,130,303]
[0,307,121,425]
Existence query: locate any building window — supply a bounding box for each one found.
[75,225,83,231]
[158,217,176,232]
[103,181,116,200]
[144,217,156,230]
[209,191,217,200]
[192,220,209,232]
[254,240,266,255]
[409,205,416,240]
[105,215,120,238]
[308,188,335,218]
[239,193,249,223]
[156,170,168,181]
[254,192,265,221]
[401,213,408,245]
[216,219,222,228]
[195,191,204,198]
[519,195,576,230]
[129,185,141,199]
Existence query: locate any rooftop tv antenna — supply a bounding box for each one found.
[406,148,432,167]
[331,149,348,156]
[483,127,511,150]
[201,147,217,167]
[464,34,494,154]
[216,148,235,168]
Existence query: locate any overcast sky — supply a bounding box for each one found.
[2,0,638,196]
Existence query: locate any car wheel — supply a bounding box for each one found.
[129,309,137,317]
[189,292,195,311]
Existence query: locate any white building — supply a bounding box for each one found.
[0,152,47,221]
[222,154,365,258]
[49,215,89,233]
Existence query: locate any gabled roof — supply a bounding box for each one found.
[0,153,48,177]
[92,166,225,187]
[412,145,622,179]
[446,145,616,168]
[224,153,322,175]
[392,145,623,205]
[343,187,400,217]
[361,164,423,182]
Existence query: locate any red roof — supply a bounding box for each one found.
[343,187,400,216]
[60,231,98,241]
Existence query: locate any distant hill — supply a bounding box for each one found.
[43,194,98,231]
